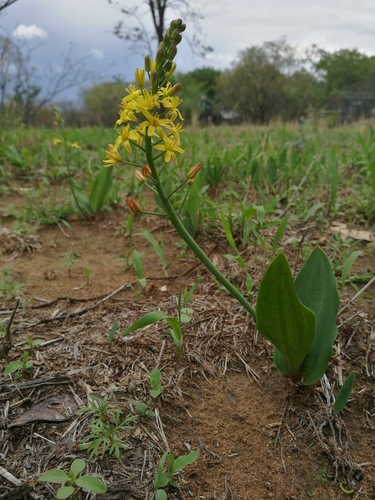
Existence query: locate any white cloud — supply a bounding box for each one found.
[90,48,104,60]
[12,24,48,40]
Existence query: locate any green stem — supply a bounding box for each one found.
[145,137,256,319]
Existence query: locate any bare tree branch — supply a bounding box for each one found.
[0,0,18,13]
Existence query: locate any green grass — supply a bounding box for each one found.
[1,123,375,287]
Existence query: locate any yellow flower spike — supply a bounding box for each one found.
[135,68,145,87]
[188,162,202,179]
[70,141,81,149]
[103,144,122,167]
[135,170,146,184]
[53,137,62,146]
[126,198,142,214]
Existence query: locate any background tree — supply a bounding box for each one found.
[315,49,375,120]
[81,79,129,127]
[177,67,221,124]
[108,0,211,56]
[218,39,319,124]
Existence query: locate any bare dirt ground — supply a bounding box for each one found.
[1,203,375,500]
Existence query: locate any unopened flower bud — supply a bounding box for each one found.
[155,46,164,63]
[188,162,202,179]
[187,178,194,185]
[167,82,182,96]
[142,164,152,178]
[163,33,169,46]
[167,44,177,60]
[173,33,182,45]
[165,62,177,78]
[144,54,152,72]
[126,198,142,214]
[179,22,186,33]
[150,70,158,87]
[135,68,145,87]
[135,170,146,183]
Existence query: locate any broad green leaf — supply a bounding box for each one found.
[89,166,113,213]
[256,253,315,380]
[4,361,22,374]
[70,458,85,475]
[154,452,169,489]
[56,486,75,499]
[334,372,355,414]
[172,450,199,473]
[295,247,339,385]
[180,307,193,323]
[155,489,168,500]
[245,273,253,294]
[76,475,107,493]
[340,250,363,290]
[256,205,265,226]
[108,320,119,342]
[72,184,92,215]
[38,469,68,483]
[121,311,168,335]
[150,367,161,390]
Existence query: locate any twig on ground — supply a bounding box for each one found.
[0,299,19,359]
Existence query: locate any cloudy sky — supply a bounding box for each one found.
[1,0,375,101]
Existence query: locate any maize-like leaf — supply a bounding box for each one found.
[121,311,168,335]
[334,372,355,414]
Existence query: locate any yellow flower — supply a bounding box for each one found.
[70,141,81,149]
[103,144,122,167]
[53,137,62,146]
[153,133,184,164]
[114,124,141,153]
[162,96,183,121]
[137,109,172,137]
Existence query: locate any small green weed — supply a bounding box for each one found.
[4,352,33,379]
[38,458,106,499]
[154,450,199,499]
[0,268,23,302]
[60,252,80,276]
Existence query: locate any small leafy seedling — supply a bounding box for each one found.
[154,450,198,499]
[131,367,163,417]
[23,335,44,351]
[79,406,137,459]
[38,458,106,499]
[4,352,33,379]
[83,267,94,286]
[60,252,80,276]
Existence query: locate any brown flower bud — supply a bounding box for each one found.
[142,164,152,178]
[135,170,146,184]
[126,198,142,214]
[188,162,202,179]
[167,44,177,60]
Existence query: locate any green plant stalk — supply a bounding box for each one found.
[145,136,256,319]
